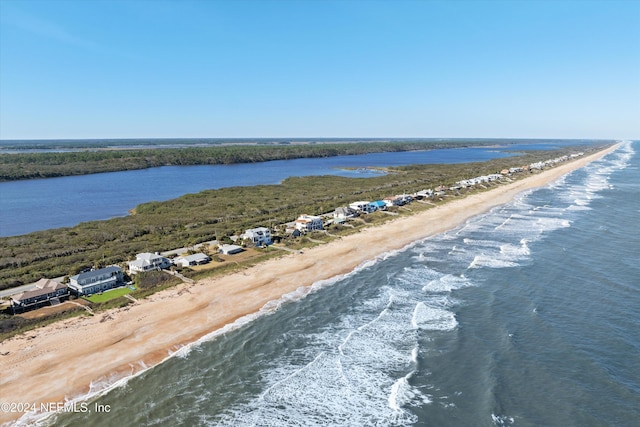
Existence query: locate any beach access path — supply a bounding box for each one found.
[0,143,619,425]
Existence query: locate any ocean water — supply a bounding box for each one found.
[27,141,639,426]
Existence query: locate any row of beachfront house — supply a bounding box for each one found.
[8,151,585,313]
[529,152,584,171]
[8,266,126,313]
[8,243,246,312]
[8,252,211,312]
[329,152,587,224]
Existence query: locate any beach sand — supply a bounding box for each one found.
[0,144,618,424]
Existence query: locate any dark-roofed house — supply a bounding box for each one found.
[9,278,69,314]
[68,266,124,296]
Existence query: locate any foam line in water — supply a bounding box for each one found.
[412,302,458,331]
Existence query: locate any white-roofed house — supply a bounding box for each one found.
[242,227,272,246]
[219,244,244,255]
[174,253,211,267]
[128,252,173,274]
[349,201,377,214]
[333,206,358,222]
[295,214,324,232]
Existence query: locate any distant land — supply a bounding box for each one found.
[0,138,613,182]
[0,137,608,151]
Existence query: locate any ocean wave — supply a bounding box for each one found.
[411,302,458,331]
[214,266,454,425]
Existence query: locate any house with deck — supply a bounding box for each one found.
[128,252,173,274]
[68,266,124,296]
[295,214,324,232]
[9,278,69,313]
[415,189,434,199]
[242,227,272,246]
[349,201,377,214]
[333,206,358,221]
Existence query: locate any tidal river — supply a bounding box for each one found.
[0,145,525,236]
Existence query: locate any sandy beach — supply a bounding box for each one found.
[0,144,619,425]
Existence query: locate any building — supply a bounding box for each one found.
[349,201,377,214]
[219,244,244,255]
[333,206,358,221]
[242,227,272,246]
[295,214,324,232]
[128,252,173,274]
[174,253,211,267]
[68,266,124,296]
[415,189,434,199]
[370,200,387,211]
[9,278,69,313]
[383,196,402,207]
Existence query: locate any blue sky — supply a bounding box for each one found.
[0,0,638,140]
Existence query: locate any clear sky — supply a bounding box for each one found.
[0,0,638,140]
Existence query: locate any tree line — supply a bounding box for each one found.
[0,141,510,181]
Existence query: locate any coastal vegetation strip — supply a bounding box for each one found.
[0,144,607,292]
[0,140,563,181]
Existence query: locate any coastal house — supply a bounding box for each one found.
[415,189,434,199]
[242,227,272,246]
[383,196,402,207]
[219,244,244,255]
[333,206,358,221]
[295,214,324,232]
[128,252,173,274]
[68,266,124,296]
[370,200,387,211]
[349,201,377,214]
[399,194,413,204]
[174,253,211,267]
[9,278,69,313]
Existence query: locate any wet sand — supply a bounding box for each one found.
[0,144,618,425]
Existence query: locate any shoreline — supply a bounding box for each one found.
[0,143,619,425]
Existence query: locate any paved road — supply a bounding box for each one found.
[0,276,65,298]
[0,284,37,298]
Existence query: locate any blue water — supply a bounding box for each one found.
[32,141,638,427]
[0,146,522,237]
